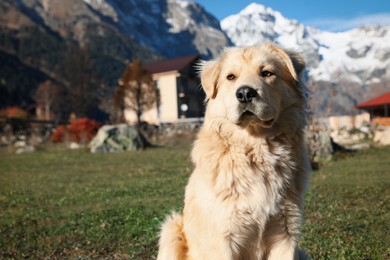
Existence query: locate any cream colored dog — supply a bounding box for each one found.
[157,43,310,260]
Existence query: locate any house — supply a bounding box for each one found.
[124,55,205,125]
[356,91,390,126]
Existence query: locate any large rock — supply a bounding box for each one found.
[89,124,150,153]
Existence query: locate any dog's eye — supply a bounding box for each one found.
[261,70,273,77]
[227,74,236,80]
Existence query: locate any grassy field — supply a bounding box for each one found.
[0,144,389,259]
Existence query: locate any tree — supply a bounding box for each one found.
[61,45,101,118]
[113,60,159,128]
[34,80,60,120]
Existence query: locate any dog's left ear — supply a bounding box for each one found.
[285,49,306,79]
[200,59,221,100]
[269,44,305,83]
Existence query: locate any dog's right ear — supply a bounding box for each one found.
[200,60,221,100]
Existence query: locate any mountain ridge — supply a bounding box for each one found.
[221,3,390,115]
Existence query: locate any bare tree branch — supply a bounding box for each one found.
[113,60,160,127]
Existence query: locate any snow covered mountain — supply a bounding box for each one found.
[222,3,390,115]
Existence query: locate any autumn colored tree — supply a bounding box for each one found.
[113,60,159,128]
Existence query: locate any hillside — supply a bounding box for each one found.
[0,0,229,111]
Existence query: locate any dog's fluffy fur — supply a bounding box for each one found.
[157,43,310,260]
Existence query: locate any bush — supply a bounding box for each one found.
[0,106,29,119]
[50,118,101,144]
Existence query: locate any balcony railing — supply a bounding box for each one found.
[372,117,390,126]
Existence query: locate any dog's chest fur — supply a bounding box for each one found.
[189,126,299,250]
[193,127,296,199]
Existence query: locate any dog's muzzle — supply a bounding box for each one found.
[236,86,257,103]
[236,86,275,128]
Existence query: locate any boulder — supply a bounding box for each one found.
[15,145,35,154]
[69,142,82,150]
[89,124,151,153]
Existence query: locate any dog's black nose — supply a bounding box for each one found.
[236,86,257,103]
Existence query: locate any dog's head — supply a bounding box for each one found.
[200,43,306,129]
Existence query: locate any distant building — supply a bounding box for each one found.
[356,91,390,126]
[124,55,205,125]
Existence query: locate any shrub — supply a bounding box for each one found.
[0,106,29,119]
[50,118,101,144]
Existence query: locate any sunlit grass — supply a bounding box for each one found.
[0,145,389,258]
[301,147,390,259]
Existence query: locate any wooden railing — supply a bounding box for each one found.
[322,113,370,130]
[372,117,390,126]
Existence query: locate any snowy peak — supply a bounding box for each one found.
[221,2,321,68]
[239,2,276,18]
[221,3,390,115]
[222,3,305,48]
[237,2,288,24]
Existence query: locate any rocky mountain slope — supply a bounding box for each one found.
[221,3,390,116]
[82,0,229,58]
[0,0,229,109]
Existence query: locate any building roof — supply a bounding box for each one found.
[143,55,199,74]
[356,91,390,109]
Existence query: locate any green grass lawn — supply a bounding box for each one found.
[0,144,389,259]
